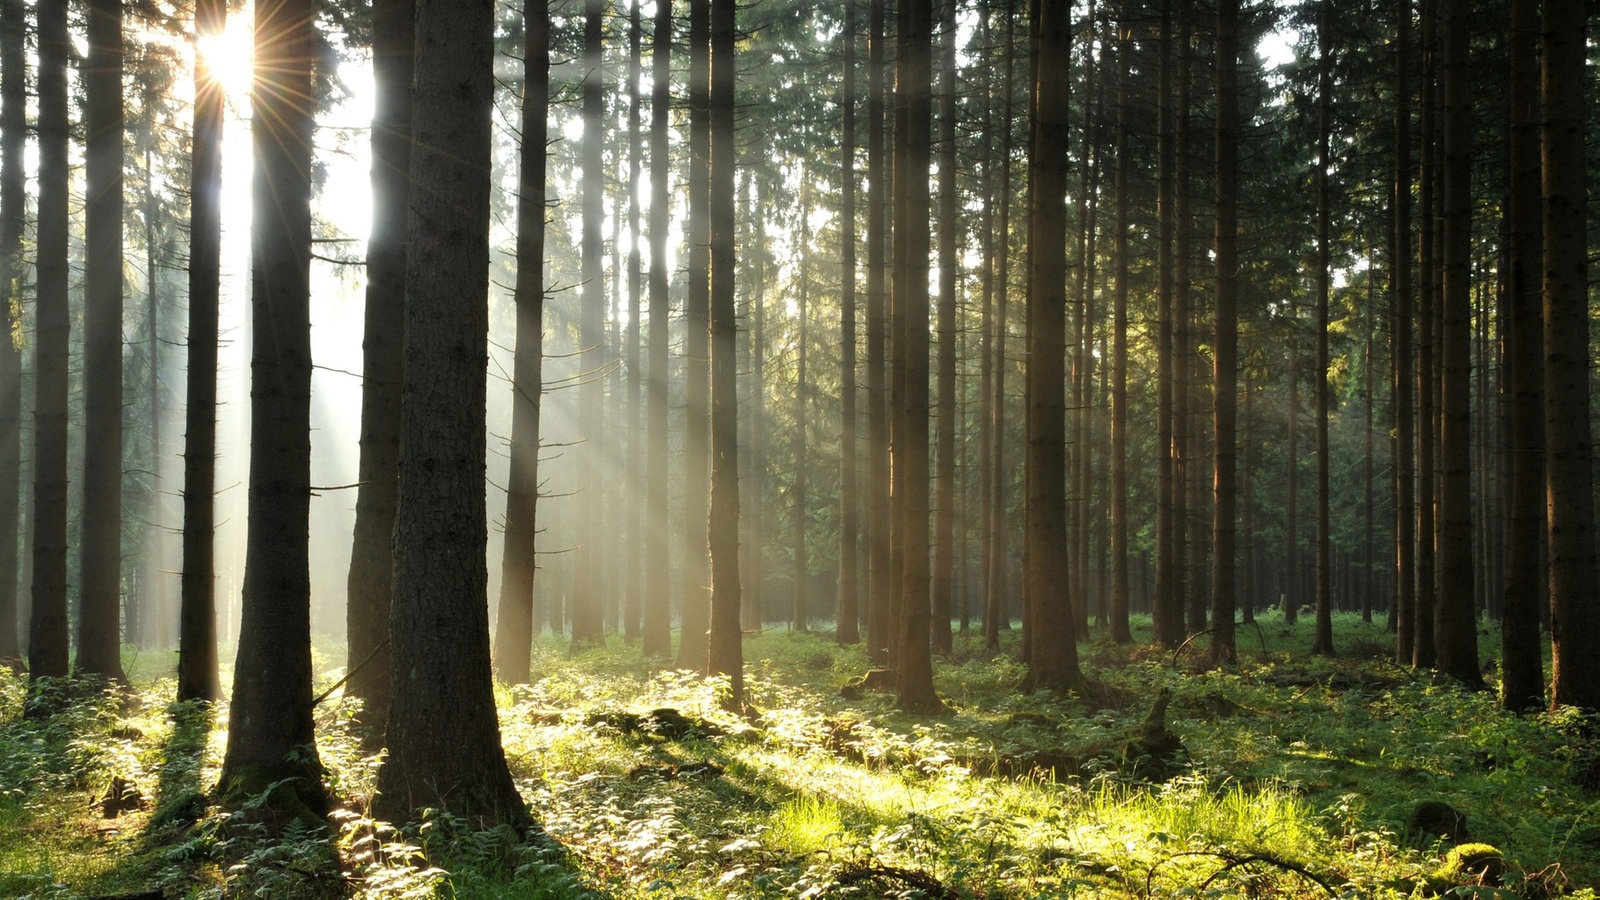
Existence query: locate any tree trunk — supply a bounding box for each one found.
[793,183,810,634]
[625,0,644,645]
[177,0,226,702]
[1434,0,1480,687]
[1311,2,1335,657]
[1542,0,1598,712]
[28,0,70,686]
[1110,7,1131,646]
[573,0,607,649]
[865,0,892,663]
[494,0,548,686]
[0,0,26,665]
[931,0,958,657]
[1391,0,1416,667]
[837,0,860,646]
[373,0,527,829]
[1153,0,1180,649]
[1413,0,1437,669]
[1024,0,1081,693]
[1209,0,1239,666]
[706,0,743,710]
[346,0,413,720]
[643,0,674,659]
[677,0,711,669]
[891,0,941,715]
[77,0,127,684]
[218,0,323,812]
[1500,0,1543,712]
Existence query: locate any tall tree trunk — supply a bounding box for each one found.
[931,0,958,657]
[1413,0,1437,669]
[1311,2,1335,657]
[77,0,127,683]
[1209,0,1239,666]
[865,0,892,662]
[984,3,1017,652]
[1434,0,1480,687]
[1024,0,1081,693]
[374,0,527,828]
[643,0,674,659]
[218,0,323,811]
[891,0,941,715]
[677,0,712,669]
[1392,0,1416,667]
[573,0,607,649]
[706,0,743,710]
[346,0,413,719]
[1500,0,1543,712]
[793,183,810,634]
[837,0,861,646]
[1542,0,1598,712]
[1175,0,1199,636]
[625,0,644,645]
[177,0,226,702]
[0,0,26,665]
[1110,8,1131,644]
[28,0,70,686]
[1153,0,1180,648]
[494,0,548,685]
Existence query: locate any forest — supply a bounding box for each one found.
[1,0,1600,896]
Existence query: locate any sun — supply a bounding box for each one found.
[196,13,254,106]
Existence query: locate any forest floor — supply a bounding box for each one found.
[2,613,1598,899]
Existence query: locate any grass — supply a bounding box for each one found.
[1,613,1598,898]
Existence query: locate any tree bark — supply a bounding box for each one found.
[178,0,226,703]
[1434,0,1480,687]
[1209,0,1239,667]
[1391,0,1416,667]
[643,0,674,659]
[573,0,607,649]
[0,0,26,665]
[837,0,860,646]
[494,0,548,685]
[706,0,743,710]
[1542,0,1598,712]
[1023,0,1082,693]
[374,0,527,829]
[677,0,712,669]
[866,0,892,663]
[218,0,323,812]
[77,0,127,684]
[931,0,958,657]
[1311,2,1335,657]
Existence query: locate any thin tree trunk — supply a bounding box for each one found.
[1413,0,1437,669]
[706,0,744,709]
[494,0,548,685]
[865,0,892,662]
[1435,0,1480,687]
[177,0,226,702]
[1153,0,1180,648]
[1312,2,1335,657]
[1110,8,1131,644]
[837,0,861,646]
[0,0,23,665]
[793,181,810,634]
[643,0,674,659]
[573,0,608,649]
[28,0,70,686]
[1392,0,1416,665]
[625,0,644,645]
[1209,0,1239,666]
[77,0,127,683]
[931,0,958,657]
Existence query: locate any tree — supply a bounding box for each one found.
[642,0,673,659]
[890,0,942,715]
[1311,2,1334,657]
[1208,0,1239,667]
[1390,0,1415,669]
[865,0,891,662]
[1500,0,1543,712]
[1152,0,1182,649]
[706,0,743,710]
[677,0,712,670]
[1433,0,1480,688]
[0,0,24,666]
[28,0,72,688]
[1542,0,1598,712]
[373,0,528,828]
[930,0,958,657]
[177,0,226,703]
[1023,0,1082,694]
[1109,6,1130,646]
[346,0,414,722]
[573,0,607,649]
[77,0,127,684]
[836,0,860,647]
[494,0,550,686]
[217,0,323,811]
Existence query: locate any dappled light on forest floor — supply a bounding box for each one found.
[1,616,1598,898]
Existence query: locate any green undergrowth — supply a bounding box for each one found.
[1,613,1598,897]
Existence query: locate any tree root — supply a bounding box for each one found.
[828,863,964,899]
[1146,849,1338,898]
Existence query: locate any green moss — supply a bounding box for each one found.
[1431,842,1505,888]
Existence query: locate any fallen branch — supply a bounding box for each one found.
[1146,849,1339,898]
